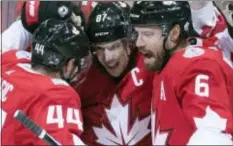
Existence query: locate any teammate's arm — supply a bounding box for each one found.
[2,20,32,54]
[2,1,85,54]
[190,1,227,38]
[176,59,233,145]
[30,86,85,145]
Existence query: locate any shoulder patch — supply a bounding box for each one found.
[51,78,69,86]
[183,47,205,58]
[16,51,31,60]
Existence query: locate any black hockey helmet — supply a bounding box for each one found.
[31,19,91,82]
[86,1,132,43]
[130,1,192,39]
[21,1,86,33]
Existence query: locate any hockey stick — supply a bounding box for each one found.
[13,110,62,146]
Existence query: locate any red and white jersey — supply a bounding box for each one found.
[191,1,233,62]
[1,50,31,71]
[191,2,226,38]
[151,45,233,145]
[80,0,98,23]
[1,50,84,145]
[77,52,155,145]
[203,29,233,62]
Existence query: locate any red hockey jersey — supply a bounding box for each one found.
[77,52,155,145]
[151,46,233,145]
[80,0,97,23]
[1,50,84,145]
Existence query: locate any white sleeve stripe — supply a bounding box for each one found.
[72,134,86,145]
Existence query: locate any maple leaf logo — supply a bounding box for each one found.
[151,110,156,145]
[194,106,227,131]
[153,126,169,145]
[183,46,205,58]
[188,106,232,145]
[151,110,169,145]
[93,94,151,145]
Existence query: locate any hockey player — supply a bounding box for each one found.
[78,2,154,145]
[1,19,91,145]
[130,1,233,145]
[2,1,155,145]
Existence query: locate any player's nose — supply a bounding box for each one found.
[136,33,145,48]
[104,49,115,62]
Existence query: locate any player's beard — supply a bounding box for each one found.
[144,49,165,71]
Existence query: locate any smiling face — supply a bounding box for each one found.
[94,39,131,77]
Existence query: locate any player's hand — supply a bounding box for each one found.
[21,1,85,33]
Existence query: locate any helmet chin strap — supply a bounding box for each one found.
[159,23,184,70]
[59,63,80,83]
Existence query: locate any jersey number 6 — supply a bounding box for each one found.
[195,74,209,97]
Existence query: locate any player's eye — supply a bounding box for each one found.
[142,31,154,37]
[95,46,104,51]
[109,43,122,51]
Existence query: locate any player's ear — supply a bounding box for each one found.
[165,24,181,50]
[169,24,181,43]
[66,58,77,74]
